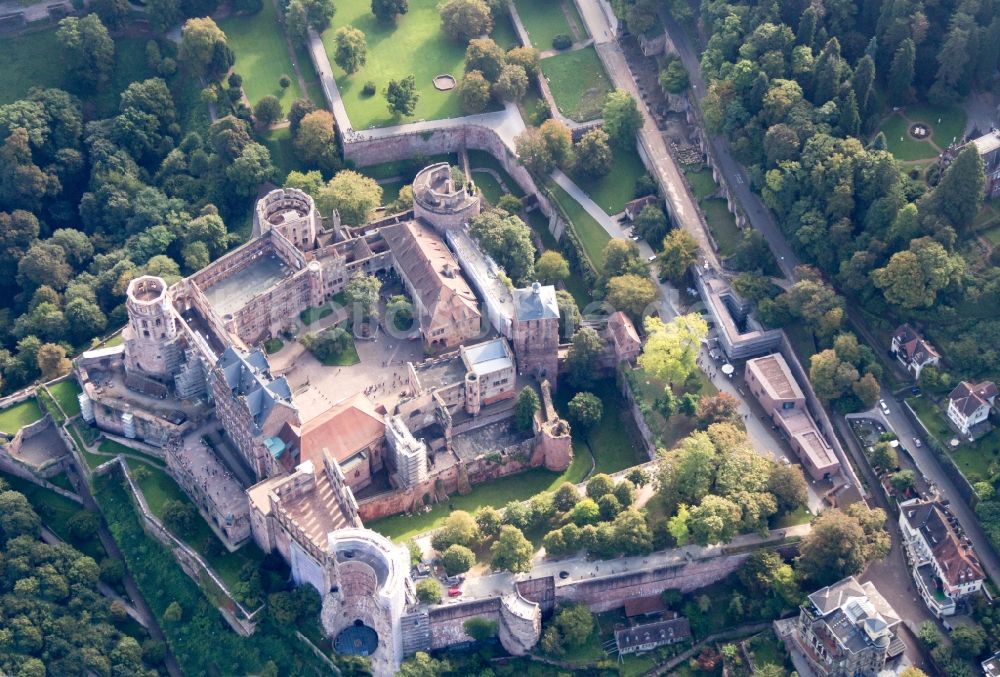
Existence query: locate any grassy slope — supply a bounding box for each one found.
[540,47,612,122]
[546,180,610,271]
[49,380,82,418]
[568,144,647,215]
[701,197,741,258]
[513,0,573,50]
[221,0,305,112]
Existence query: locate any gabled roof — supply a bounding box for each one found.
[901,498,985,587]
[892,324,939,365]
[948,380,997,417]
[381,221,480,329]
[608,311,641,350]
[216,346,294,433]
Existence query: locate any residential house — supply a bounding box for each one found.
[890,324,940,380]
[624,195,658,221]
[779,576,904,677]
[615,615,690,656]
[982,650,1000,677]
[946,380,997,437]
[899,497,985,617]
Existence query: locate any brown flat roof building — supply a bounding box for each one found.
[745,353,840,481]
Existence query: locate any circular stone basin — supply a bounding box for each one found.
[433,74,457,91]
[909,123,930,139]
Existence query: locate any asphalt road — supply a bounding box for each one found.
[661,12,799,281]
[875,396,1000,584]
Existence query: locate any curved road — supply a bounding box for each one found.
[661,12,798,280]
[659,11,1000,590]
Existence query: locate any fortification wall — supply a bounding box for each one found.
[343,126,565,241]
[427,598,501,649]
[554,554,747,613]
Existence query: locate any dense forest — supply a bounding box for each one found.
[0,480,163,675]
[0,2,293,395]
[691,0,1000,378]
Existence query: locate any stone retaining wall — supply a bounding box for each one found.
[552,553,747,613]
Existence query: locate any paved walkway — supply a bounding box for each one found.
[574,0,720,270]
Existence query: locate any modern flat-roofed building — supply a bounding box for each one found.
[745,353,840,480]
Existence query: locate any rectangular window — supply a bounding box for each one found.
[782,401,795,410]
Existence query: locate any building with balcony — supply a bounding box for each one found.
[899,497,985,617]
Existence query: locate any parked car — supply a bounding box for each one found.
[879,399,890,415]
[913,437,922,447]
[448,586,462,597]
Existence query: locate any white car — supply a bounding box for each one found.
[913,437,922,448]
[879,399,890,415]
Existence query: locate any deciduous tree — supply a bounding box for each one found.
[56,15,115,89]
[514,385,540,431]
[458,70,491,114]
[318,170,382,225]
[602,89,642,146]
[574,127,612,176]
[659,228,699,282]
[333,26,367,75]
[491,524,533,572]
[567,326,603,387]
[639,314,708,387]
[439,0,492,43]
[384,75,419,117]
[372,0,408,22]
[441,544,475,576]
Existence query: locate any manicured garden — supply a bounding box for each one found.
[905,102,967,148]
[0,398,44,435]
[221,0,310,112]
[322,0,507,128]
[513,0,584,50]
[878,113,940,162]
[568,145,648,215]
[540,47,613,122]
[48,380,82,418]
[546,180,610,271]
[905,395,998,483]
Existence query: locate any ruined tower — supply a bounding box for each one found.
[122,275,181,381]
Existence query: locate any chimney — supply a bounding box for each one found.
[532,281,541,294]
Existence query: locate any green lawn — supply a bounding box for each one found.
[568,145,648,215]
[701,197,742,258]
[907,396,952,442]
[100,439,166,467]
[0,398,44,435]
[471,170,506,205]
[380,179,403,206]
[0,29,65,104]
[220,0,306,113]
[514,0,579,50]
[469,149,526,197]
[299,305,333,324]
[770,504,813,529]
[264,337,284,353]
[554,379,644,474]
[546,180,610,271]
[491,11,521,50]
[878,113,939,162]
[367,467,576,541]
[905,103,967,148]
[318,340,361,366]
[685,166,717,200]
[322,0,507,129]
[261,126,305,183]
[540,47,612,122]
[48,380,82,419]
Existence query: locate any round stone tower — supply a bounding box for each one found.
[321,529,413,675]
[464,371,481,415]
[123,276,179,380]
[412,162,481,232]
[254,187,320,250]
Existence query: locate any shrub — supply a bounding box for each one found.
[279,74,292,89]
[362,80,377,96]
[441,544,476,576]
[416,578,443,604]
[552,34,572,50]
